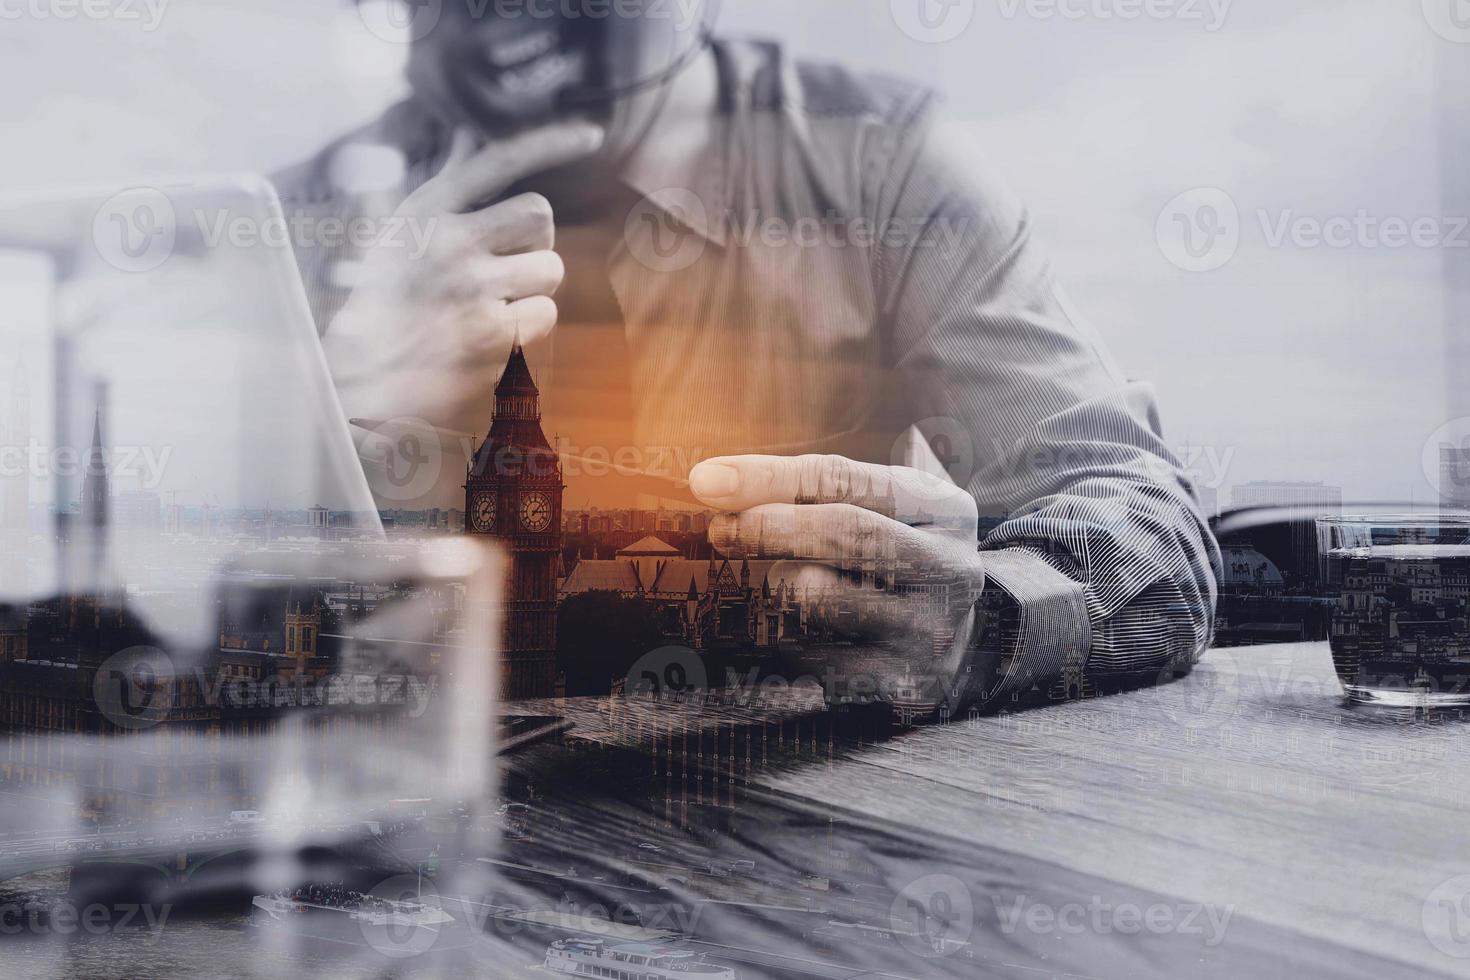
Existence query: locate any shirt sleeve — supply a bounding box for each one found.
[872,105,1222,707]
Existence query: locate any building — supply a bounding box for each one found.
[1218,545,1285,594]
[1229,480,1344,513]
[113,491,162,531]
[560,536,801,651]
[1442,443,1470,513]
[307,505,330,536]
[0,359,29,531]
[1325,545,1470,693]
[0,359,30,595]
[0,580,455,823]
[464,346,564,699]
[82,403,109,532]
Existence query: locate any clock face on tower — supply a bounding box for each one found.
[519,491,553,532]
[471,494,496,533]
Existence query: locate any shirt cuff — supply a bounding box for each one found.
[970,548,1093,707]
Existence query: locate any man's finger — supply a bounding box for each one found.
[502,295,558,342]
[465,193,556,255]
[690,454,977,527]
[708,503,948,562]
[492,250,564,301]
[404,126,479,214]
[442,126,479,171]
[433,121,604,214]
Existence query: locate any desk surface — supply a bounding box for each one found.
[499,642,1470,979]
[746,641,1470,978]
[13,644,1464,979]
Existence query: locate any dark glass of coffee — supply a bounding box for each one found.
[1318,516,1470,706]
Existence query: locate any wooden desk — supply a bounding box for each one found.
[740,641,1470,978]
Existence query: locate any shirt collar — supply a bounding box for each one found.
[606,47,730,248]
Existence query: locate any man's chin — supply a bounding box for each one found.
[444,75,564,131]
[438,77,613,138]
[426,89,627,215]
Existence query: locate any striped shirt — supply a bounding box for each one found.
[274,38,1221,708]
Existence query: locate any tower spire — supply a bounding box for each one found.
[465,344,563,700]
[83,388,109,531]
[493,344,541,420]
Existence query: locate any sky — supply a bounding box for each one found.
[0,0,1465,508]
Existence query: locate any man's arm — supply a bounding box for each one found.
[874,112,1222,706]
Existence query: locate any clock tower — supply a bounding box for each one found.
[465,344,563,700]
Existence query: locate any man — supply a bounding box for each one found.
[275,0,1220,715]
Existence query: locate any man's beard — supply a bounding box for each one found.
[408,13,704,219]
[411,8,703,132]
[437,19,603,127]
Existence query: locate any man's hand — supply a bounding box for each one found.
[323,121,604,437]
[689,454,987,718]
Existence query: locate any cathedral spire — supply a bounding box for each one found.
[83,395,108,530]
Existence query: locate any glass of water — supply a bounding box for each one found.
[1317,515,1470,706]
